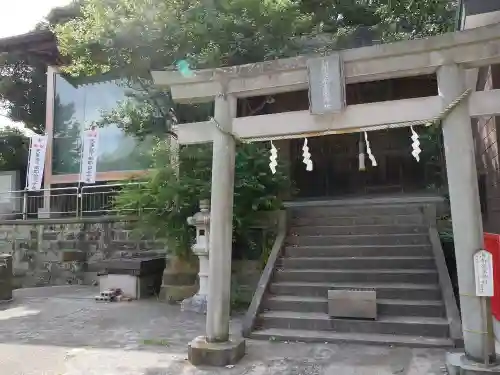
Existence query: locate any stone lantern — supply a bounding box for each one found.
[181,199,210,314]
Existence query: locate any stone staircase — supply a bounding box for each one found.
[248,201,457,347]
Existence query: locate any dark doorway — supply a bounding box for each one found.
[290,129,427,198]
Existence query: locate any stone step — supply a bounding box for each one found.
[263,295,446,317]
[291,224,428,236]
[269,282,442,300]
[293,215,426,227]
[279,256,436,270]
[285,244,432,258]
[249,328,454,348]
[274,269,439,284]
[257,311,449,338]
[378,299,446,318]
[287,233,429,247]
[290,205,423,218]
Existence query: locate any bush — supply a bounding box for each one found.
[113,138,291,259]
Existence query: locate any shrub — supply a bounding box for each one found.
[113,138,291,259]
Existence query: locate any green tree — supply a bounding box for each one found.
[299,0,457,39]
[57,0,457,77]
[56,0,313,76]
[0,127,29,186]
[0,52,48,134]
[0,127,28,171]
[113,140,291,259]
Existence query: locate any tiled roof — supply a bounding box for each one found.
[0,29,63,65]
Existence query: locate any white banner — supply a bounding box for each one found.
[80,128,99,184]
[26,135,48,191]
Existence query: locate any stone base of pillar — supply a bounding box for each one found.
[181,294,207,314]
[447,352,500,374]
[188,335,245,367]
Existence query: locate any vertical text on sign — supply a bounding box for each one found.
[307,54,346,115]
[80,128,100,184]
[26,135,48,191]
[474,249,494,297]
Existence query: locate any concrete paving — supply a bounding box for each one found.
[0,286,449,375]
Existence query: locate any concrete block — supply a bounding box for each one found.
[446,352,500,374]
[100,274,138,299]
[328,289,377,319]
[188,335,245,367]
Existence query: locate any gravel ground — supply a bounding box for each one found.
[0,286,448,375]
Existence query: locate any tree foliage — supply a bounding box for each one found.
[56,0,311,76]
[57,0,457,77]
[0,54,48,133]
[301,0,457,39]
[0,127,29,175]
[113,140,291,258]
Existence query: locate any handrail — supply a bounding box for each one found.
[0,215,138,226]
[242,209,287,337]
[424,204,463,347]
[0,183,148,219]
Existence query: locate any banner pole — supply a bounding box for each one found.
[23,136,34,219]
[78,128,84,217]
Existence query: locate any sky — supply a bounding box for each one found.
[0,0,72,134]
[0,0,71,38]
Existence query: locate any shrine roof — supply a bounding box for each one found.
[0,29,64,65]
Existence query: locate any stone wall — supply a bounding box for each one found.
[0,217,166,288]
[231,260,261,308]
[0,214,272,307]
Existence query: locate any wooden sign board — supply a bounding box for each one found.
[474,249,494,297]
[307,53,346,115]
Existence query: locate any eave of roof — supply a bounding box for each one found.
[0,29,63,65]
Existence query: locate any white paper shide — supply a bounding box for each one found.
[474,249,494,297]
[26,135,48,191]
[80,128,99,184]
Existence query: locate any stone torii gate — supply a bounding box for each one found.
[153,22,500,373]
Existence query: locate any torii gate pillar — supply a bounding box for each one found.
[187,88,246,366]
[439,65,498,373]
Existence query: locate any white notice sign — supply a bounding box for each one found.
[474,249,494,297]
[26,135,48,191]
[80,128,99,184]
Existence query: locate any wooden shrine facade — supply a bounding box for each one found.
[230,76,440,198]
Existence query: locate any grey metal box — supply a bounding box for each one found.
[328,289,377,319]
